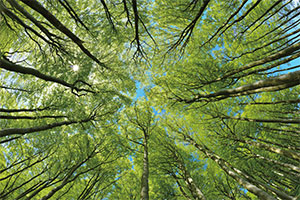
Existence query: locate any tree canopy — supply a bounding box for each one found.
[0,0,299,199]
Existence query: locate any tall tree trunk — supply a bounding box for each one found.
[177,161,206,200]
[184,135,298,200]
[254,153,300,173]
[140,138,149,200]
[184,135,277,200]
[185,175,206,200]
[234,138,300,161]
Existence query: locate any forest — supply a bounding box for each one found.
[0,0,299,199]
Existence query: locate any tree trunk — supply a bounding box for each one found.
[253,153,300,173]
[177,161,205,200]
[140,138,149,200]
[185,176,206,200]
[235,138,300,161]
[184,136,277,200]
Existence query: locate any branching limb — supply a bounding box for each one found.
[200,0,248,48]
[170,0,210,51]
[0,58,95,95]
[20,0,108,69]
[178,70,300,103]
[100,0,116,30]
[0,117,92,138]
[58,0,90,31]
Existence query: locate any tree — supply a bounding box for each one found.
[119,101,157,200]
[1,0,299,199]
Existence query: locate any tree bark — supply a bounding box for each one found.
[140,138,149,200]
[185,176,206,200]
[184,135,277,200]
[188,70,300,102]
[0,58,94,94]
[222,115,300,124]
[0,118,90,138]
[20,0,107,69]
[0,58,72,88]
[235,138,300,161]
[252,153,300,173]
[7,0,62,46]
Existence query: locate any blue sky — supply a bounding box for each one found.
[134,81,145,101]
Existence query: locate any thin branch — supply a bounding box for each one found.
[170,0,210,51]
[200,0,248,48]
[0,58,95,95]
[20,0,108,69]
[100,0,116,30]
[58,0,90,31]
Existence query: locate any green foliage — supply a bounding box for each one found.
[0,0,299,199]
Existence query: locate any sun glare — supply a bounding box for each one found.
[72,65,79,71]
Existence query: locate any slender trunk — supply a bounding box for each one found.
[182,69,300,103]
[240,99,300,105]
[39,149,98,200]
[210,70,300,99]
[185,176,206,200]
[185,136,298,199]
[253,153,300,173]
[223,115,300,124]
[247,135,299,151]
[173,175,192,200]
[140,138,149,200]
[184,136,277,200]
[178,161,205,200]
[235,138,300,161]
